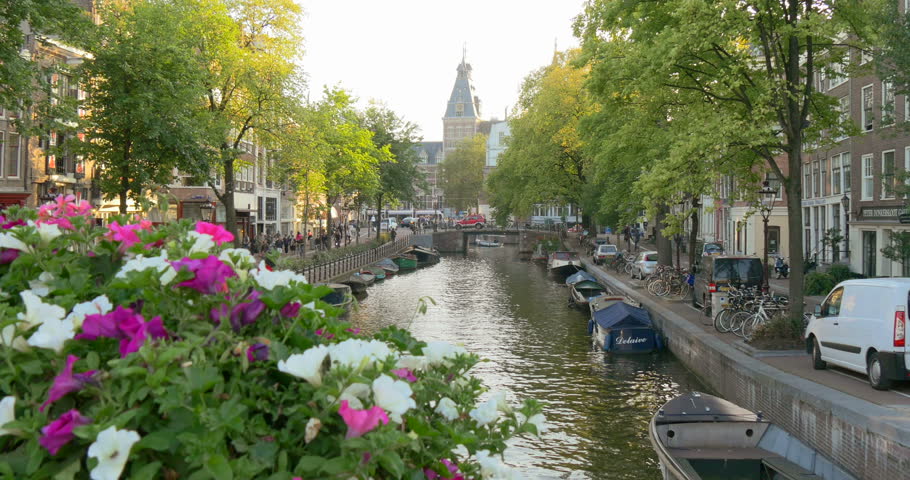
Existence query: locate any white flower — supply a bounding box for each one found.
[435,397,459,421]
[331,382,372,409]
[489,391,512,413]
[469,398,500,426]
[527,413,547,433]
[305,417,322,444]
[277,345,328,386]
[116,251,176,285]
[33,222,62,246]
[0,232,30,252]
[328,339,396,369]
[27,272,55,297]
[475,450,517,480]
[218,248,255,279]
[27,316,75,353]
[423,341,466,366]
[251,261,307,290]
[66,295,113,330]
[17,290,64,328]
[0,396,15,436]
[186,230,214,254]
[87,426,140,480]
[0,325,28,352]
[396,355,428,371]
[372,374,416,422]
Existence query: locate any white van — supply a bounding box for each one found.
[379,218,398,232]
[804,278,910,390]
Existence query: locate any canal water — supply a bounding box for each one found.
[349,244,706,479]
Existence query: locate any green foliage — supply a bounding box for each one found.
[0,199,544,479]
[750,311,805,346]
[826,264,854,285]
[440,134,487,213]
[880,231,910,270]
[805,273,836,296]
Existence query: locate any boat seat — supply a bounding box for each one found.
[762,457,821,480]
[666,446,778,460]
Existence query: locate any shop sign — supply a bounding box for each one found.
[860,206,902,220]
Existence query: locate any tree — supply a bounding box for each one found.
[361,105,426,240]
[576,0,870,318]
[77,0,213,214]
[487,50,595,225]
[881,231,910,273]
[0,0,89,115]
[439,134,486,214]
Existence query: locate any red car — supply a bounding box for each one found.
[455,214,486,229]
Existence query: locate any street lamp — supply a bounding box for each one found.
[841,194,851,260]
[199,202,214,222]
[758,181,778,291]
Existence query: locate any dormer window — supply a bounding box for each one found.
[455,103,464,117]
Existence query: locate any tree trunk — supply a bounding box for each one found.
[222,154,238,246]
[656,205,673,266]
[119,139,131,215]
[786,147,805,322]
[118,189,128,215]
[301,193,309,257]
[325,201,333,251]
[687,198,700,270]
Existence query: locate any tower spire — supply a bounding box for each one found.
[462,42,466,64]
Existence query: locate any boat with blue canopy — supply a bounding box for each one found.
[587,302,663,353]
[565,270,597,286]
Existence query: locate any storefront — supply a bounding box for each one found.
[848,206,910,278]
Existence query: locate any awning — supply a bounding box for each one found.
[0,193,30,207]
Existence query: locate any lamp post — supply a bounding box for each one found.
[758,181,778,291]
[841,194,850,260]
[199,202,214,222]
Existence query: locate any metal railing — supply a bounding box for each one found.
[303,235,412,284]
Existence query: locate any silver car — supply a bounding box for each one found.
[632,251,659,279]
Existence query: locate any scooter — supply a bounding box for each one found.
[775,259,790,279]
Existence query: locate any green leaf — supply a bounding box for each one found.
[249,441,278,465]
[185,366,220,393]
[130,461,162,480]
[51,458,81,480]
[204,455,232,480]
[85,351,100,371]
[136,431,174,452]
[295,455,325,473]
[377,451,405,478]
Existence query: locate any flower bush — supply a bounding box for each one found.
[0,196,544,479]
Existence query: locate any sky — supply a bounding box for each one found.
[298,0,588,141]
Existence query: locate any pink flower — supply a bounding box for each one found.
[230,291,265,330]
[117,315,168,357]
[76,306,169,358]
[345,327,361,335]
[39,409,91,455]
[40,356,97,412]
[315,329,335,340]
[104,220,151,249]
[391,368,417,383]
[424,459,463,480]
[247,343,269,362]
[196,221,234,245]
[0,249,19,264]
[1,219,25,229]
[280,301,301,318]
[36,195,92,232]
[337,400,389,439]
[171,256,236,295]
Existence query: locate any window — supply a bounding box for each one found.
[843,153,851,192]
[803,165,811,199]
[265,198,277,221]
[821,158,828,196]
[862,84,874,131]
[832,155,842,195]
[454,103,464,117]
[804,207,811,227]
[812,160,820,197]
[836,96,850,141]
[862,154,874,200]
[882,150,896,199]
[883,82,895,126]
[861,49,873,65]
[6,132,19,178]
[829,62,847,89]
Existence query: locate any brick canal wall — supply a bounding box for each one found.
[582,259,910,480]
[429,229,560,253]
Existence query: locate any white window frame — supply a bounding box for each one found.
[862,84,874,132]
[882,149,896,199]
[829,62,848,90]
[836,95,850,142]
[905,147,910,194]
[6,131,20,179]
[0,131,4,177]
[883,81,895,127]
[832,154,842,195]
[862,153,874,200]
[842,153,851,193]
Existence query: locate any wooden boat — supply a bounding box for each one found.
[392,254,418,270]
[565,270,597,286]
[319,283,353,320]
[587,302,662,353]
[376,258,399,275]
[548,251,581,275]
[363,266,386,281]
[341,272,375,294]
[475,235,503,247]
[404,245,440,266]
[651,392,854,480]
[569,280,607,308]
[589,293,639,315]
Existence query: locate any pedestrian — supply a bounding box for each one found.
[390,228,397,242]
[632,227,641,251]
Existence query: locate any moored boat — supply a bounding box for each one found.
[548,251,581,275]
[475,235,503,247]
[530,244,548,262]
[404,245,440,266]
[587,301,662,353]
[319,283,353,319]
[588,293,639,315]
[376,258,400,275]
[650,392,854,480]
[392,254,418,270]
[342,271,375,294]
[569,280,607,308]
[565,270,597,286]
[363,266,386,281]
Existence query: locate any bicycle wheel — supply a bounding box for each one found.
[675,282,690,300]
[714,308,732,333]
[654,280,670,296]
[741,315,763,340]
[729,311,753,337]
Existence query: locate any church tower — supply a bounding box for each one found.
[442,51,482,154]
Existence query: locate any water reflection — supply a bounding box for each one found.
[350,245,705,479]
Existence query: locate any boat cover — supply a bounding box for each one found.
[376,258,399,272]
[655,392,762,425]
[573,280,604,292]
[593,301,654,330]
[565,270,597,286]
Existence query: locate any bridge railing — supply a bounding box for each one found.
[303,235,411,284]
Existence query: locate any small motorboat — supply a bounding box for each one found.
[548,251,581,275]
[530,244,548,263]
[404,245,440,266]
[319,283,353,319]
[363,266,386,281]
[588,293,639,315]
[651,392,854,480]
[376,258,399,275]
[587,301,662,353]
[569,280,607,308]
[342,272,375,294]
[392,254,418,270]
[565,270,597,286]
[475,235,503,247]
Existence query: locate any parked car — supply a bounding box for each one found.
[455,214,486,229]
[805,278,910,390]
[701,242,725,256]
[594,244,619,265]
[400,217,418,227]
[692,255,763,315]
[631,251,659,279]
[379,218,398,232]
